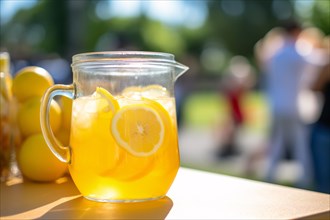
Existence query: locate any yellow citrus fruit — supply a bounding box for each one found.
[0,52,12,101]
[17,97,62,137]
[0,72,12,102]
[0,52,10,73]
[111,99,171,157]
[94,87,119,113]
[100,152,154,181]
[17,133,67,182]
[12,66,54,102]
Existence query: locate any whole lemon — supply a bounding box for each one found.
[18,133,67,182]
[12,66,54,102]
[17,97,62,137]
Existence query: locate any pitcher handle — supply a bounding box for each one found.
[40,84,74,163]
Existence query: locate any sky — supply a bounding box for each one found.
[0,0,208,28]
[0,0,37,24]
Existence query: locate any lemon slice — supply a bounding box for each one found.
[94,87,119,113]
[100,153,154,181]
[111,101,170,157]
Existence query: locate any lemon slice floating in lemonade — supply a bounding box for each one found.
[94,87,119,113]
[111,98,171,157]
[85,87,121,174]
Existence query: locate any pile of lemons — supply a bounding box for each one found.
[12,66,71,182]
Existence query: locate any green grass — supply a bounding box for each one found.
[182,91,270,132]
[183,92,228,127]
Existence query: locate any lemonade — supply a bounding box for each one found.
[69,85,180,201]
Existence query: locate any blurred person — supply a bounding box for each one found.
[310,36,330,194]
[254,27,285,72]
[215,56,255,158]
[295,28,328,125]
[262,20,313,189]
[297,27,327,89]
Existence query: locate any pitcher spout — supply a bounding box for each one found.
[173,63,189,81]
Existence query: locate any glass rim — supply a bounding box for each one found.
[72,51,176,66]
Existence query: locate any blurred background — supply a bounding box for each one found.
[1,0,329,191]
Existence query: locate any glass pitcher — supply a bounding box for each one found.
[40,51,188,202]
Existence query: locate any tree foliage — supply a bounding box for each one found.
[311,0,330,35]
[0,0,328,75]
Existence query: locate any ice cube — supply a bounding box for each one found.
[141,85,169,99]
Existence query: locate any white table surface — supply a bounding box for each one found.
[167,168,329,219]
[1,167,329,219]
